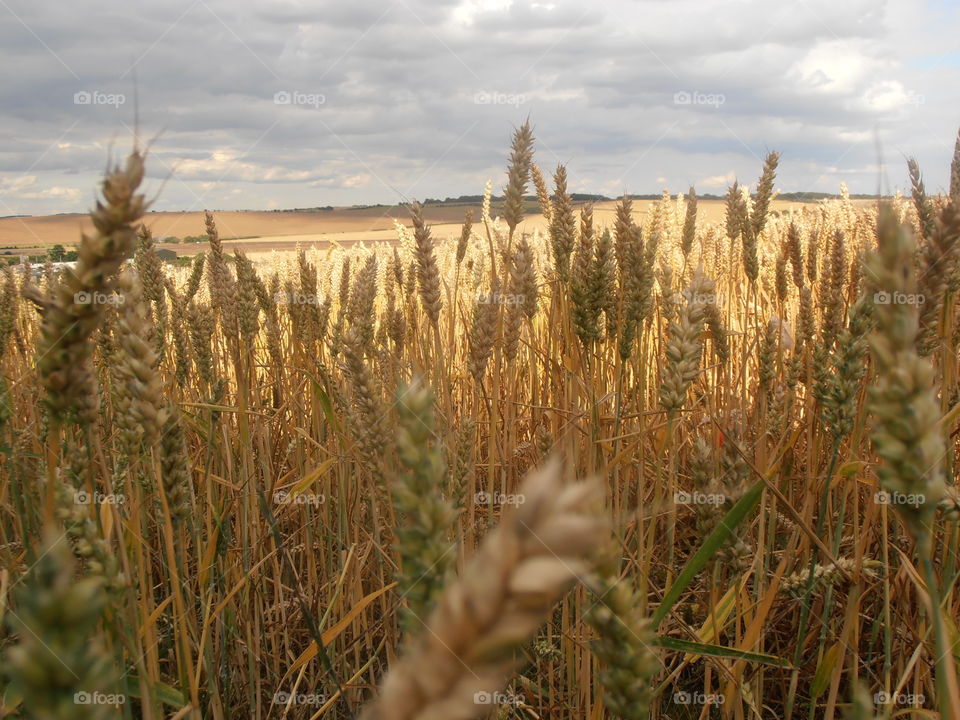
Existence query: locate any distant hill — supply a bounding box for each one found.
[263,191,888,215]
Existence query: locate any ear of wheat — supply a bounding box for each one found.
[752,151,780,236]
[393,380,459,635]
[26,151,145,421]
[866,207,945,535]
[659,269,713,414]
[502,121,534,235]
[866,206,957,717]
[410,203,443,327]
[4,530,116,720]
[549,166,576,281]
[680,186,697,257]
[586,572,658,720]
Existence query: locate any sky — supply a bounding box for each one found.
[0,0,957,215]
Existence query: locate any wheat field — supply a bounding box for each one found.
[1,123,960,720]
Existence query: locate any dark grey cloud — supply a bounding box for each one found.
[0,0,957,216]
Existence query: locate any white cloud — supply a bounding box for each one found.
[698,172,737,190]
[1,175,81,202]
[790,40,877,94]
[171,149,316,183]
[450,0,514,27]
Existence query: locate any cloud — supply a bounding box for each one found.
[0,0,956,215]
[698,172,737,190]
[0,175,81,202]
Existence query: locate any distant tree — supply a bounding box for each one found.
[48,244,66,262]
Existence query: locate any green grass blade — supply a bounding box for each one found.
[652,636,793,668]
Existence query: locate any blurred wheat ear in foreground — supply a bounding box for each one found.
[361,457,607,720]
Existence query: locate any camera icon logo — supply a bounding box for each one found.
[74,691,91,704]
[274,91,291,105]
[674,91,692,105]
[475,490,489,505]
[473,691,492,704]
[74,490,91,505]
[873,291,891,305]
[74,91,92,105]
[75,291,92,304]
